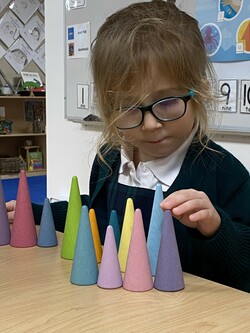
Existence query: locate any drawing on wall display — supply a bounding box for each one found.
[196,0,250,61]
[219,0,242,19]
[0,10,23,47]
[201,23,222,57]
[9,0,40,24]
[0,0,45,76]
[4,37,33,73]
[20,13,45,50]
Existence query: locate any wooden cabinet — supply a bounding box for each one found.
[0,96,46,176]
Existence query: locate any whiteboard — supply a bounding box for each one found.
[64,0,140,122]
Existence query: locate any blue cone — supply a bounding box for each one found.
[37,198,58,247]
[70,205,98,285]
[109,210,120,249]
[147,183,164,275]
[0,179,11,246]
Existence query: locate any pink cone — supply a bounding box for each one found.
[10,170,37,247]
[97,225,123,289]
[123,209,153,292]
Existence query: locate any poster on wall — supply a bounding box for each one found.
[9,0,40,24]
[67,22,90,58]
[4,37,33,73]
[0,10,23,47]
[20,13,45,50]
[196,0,250,62]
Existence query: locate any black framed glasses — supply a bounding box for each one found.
[115,90,195,130]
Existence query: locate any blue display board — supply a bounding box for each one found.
[195,0,250,134]
[196,0,250,62]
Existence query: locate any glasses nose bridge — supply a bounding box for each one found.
[139,102,161,127]
[140,103,155,119]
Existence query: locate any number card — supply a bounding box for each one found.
[240,80,250,114]
[218,80,238,113]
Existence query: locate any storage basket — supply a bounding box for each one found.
[0,157,23,174]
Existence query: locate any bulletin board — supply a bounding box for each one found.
[196,0,250,135]
[0,0,45,87]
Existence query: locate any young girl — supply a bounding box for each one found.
[6,0,250,292]
[90,0,250,292]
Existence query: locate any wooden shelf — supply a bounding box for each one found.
[0,95,45,99]
[1,169,46,179]
[0,133,46,137]
[0,96,46,174]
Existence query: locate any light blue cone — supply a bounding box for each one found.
[37,198,58,247]
[147,184,164,275]
[70,205,98,285]
[109,210,121,249]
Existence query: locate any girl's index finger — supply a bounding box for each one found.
[161,189,200,210]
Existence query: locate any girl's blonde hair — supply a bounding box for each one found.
[91,0,216,158]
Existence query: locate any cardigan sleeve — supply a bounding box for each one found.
[187,149,250,292]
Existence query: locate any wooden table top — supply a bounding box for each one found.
[0,231,249,333]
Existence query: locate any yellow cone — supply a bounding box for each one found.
[118,198,134,272]
[89,208,102,263]
[61,176,82,259]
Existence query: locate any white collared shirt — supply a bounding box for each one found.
[118,128,196,191]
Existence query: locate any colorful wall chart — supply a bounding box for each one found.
[196,0,250,62]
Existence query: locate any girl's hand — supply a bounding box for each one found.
[160,189,221,237]
[6,200,16,223]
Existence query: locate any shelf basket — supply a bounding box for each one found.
[0,156,24,174]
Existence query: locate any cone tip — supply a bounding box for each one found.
[107,225,113,232]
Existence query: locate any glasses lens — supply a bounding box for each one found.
[116,107,142,129]
[153,98,185,121]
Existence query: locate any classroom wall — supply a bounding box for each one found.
[45,0,99,200]
[45,0,250,200]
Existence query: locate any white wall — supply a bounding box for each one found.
[214,134,250,169]
[45,0,99,200]
[45,0,250,201]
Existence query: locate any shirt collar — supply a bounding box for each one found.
[119,127,196,187]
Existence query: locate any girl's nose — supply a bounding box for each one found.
[141,111,162,130]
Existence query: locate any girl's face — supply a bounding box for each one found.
[120,75,195,164]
